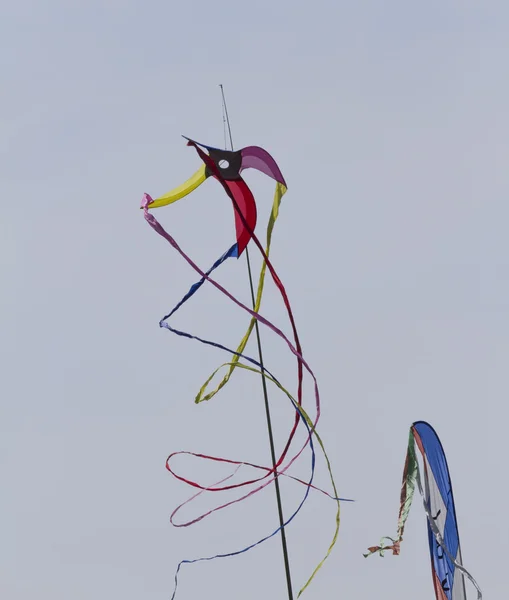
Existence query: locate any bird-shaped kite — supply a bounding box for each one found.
[144,137,287,256]
[141,135,346,600]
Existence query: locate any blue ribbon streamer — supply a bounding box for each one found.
[158,246,350,600]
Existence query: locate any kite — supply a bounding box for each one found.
[364,421,482,600]
[141,135,349,599]
[145,137,286,257]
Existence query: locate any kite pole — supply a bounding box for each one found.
[220,84,294,600]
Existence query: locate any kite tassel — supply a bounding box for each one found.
[363,537,401,558]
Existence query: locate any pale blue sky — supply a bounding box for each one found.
[2,2,507,598]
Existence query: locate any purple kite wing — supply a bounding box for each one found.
[240,146,287,188]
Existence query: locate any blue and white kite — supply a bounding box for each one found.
[365,421,482,600]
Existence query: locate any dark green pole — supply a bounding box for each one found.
[220,84,294,600]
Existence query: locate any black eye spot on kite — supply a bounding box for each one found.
[206,147,243,180]
[441,576,450,591]
[433,510,441,520]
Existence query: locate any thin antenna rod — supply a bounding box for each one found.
[219,84,294,600]
[219,84,235,151]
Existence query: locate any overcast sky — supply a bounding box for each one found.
[2,1,507,598]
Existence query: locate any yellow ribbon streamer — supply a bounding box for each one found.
[201,359,340,596]
[195,182,286,403]
[192,181,341,595]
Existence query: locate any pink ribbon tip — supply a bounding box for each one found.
[141,193,154,209]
